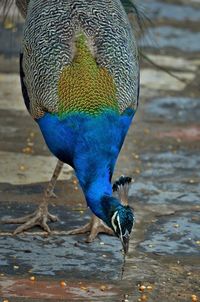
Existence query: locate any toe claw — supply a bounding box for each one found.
[66,223,91,235]
[85,236,94,243]
[41,221,51,233]
[67,215,113,242]
[48,213,59,222]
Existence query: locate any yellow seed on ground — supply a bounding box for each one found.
[191,295,198,302]
[22,147,32,154]
[19,165,26,171]
[196,241,200,245]
[139,285,146,291]
[60,281,67,287]
[132,153,139,159]
[30,276,36,281]
[13,265,19,269]
[3,299,9,302]
[80,286,88,291]
[147,285,153,291]
[187,272,192,276]
[100,285,106,291]
[3,19,15,30]
[141,294,148,301]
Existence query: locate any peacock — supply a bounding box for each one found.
[1,0,140,253]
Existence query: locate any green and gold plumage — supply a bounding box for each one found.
[17,0,139,119]
[58,34,119,116]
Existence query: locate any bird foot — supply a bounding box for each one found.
[2,204,59,235]
[66,215,114,242]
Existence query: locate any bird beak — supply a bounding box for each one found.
[121,233,130,254]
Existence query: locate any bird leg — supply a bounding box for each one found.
[67,215,114,242]
[2,160,64,235]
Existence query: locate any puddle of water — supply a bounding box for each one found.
[139,212,200,256]
[145,97,200,123]
[141,26,200,52]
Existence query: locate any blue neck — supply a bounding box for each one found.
[36,109,135,223]
[75,164,120,223]
[85,176,112,219]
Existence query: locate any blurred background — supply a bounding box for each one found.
[0,1,200,302]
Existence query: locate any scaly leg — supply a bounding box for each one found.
[67,215,114,242]
[2,160,64,235]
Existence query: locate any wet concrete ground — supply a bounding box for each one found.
[0,0,200,301]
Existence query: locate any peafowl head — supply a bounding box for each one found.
[111,204,134,254]
[80,170,134,253]
[101,196,135,254]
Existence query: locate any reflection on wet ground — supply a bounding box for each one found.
[0,203,121,280]
[139,211,200,255]
[0,0,200,301]
[131,180,200,205]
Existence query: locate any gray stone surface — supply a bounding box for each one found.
[141,26,200,52]
[145,97,200,123]
[144,0,200,21]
